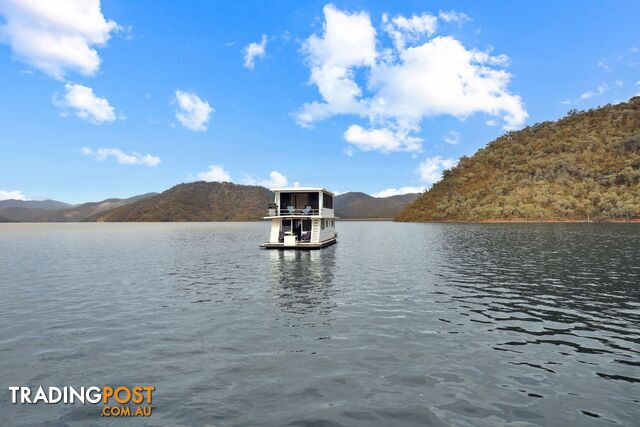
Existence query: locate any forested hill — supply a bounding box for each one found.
[397,97,640,222]
[94,182,272,221]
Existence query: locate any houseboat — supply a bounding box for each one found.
[260,187,337,249]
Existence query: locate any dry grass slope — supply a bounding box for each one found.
[397,97,640,222]
[95,182,273,221]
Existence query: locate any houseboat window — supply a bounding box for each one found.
[302,219,311,231]
[282,219,292,232]
[321,219,325,230]
[279,192,320,210]
[323,192,333,209]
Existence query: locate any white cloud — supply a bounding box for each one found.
[383,12,437,51]
[262,171,288,188]
[580,83,608,100]
[376,156,456,198]
[193,167,289,188]
[0,0,120,79]
[0,190,27,201]
[344,124,422,153]
[174,90,214,131]
[197,165,231,182]
[81,147,160,166]
[485,119,498,126]
[631,46,639,53]
[54,83,116,124]
[368,36,527,130]
[417,156,456,184]
[296,4,377,127]
[438,10,471,25]
[244,34,267,69]
[243,171,289,188]
[297,5,527,154]
[372,186,424,197]
[443,130,460,145]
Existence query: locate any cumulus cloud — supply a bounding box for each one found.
[192,166,289,188]
[296,4,376,127]
[197,165,232,182]
[372,186,424,197]
[174,90,214,131]
[54,83,116,124]
[244,34,267,69]
[417,156,456,184]
[0,190,27,201]
[344,124,422,152]
[243,171,289,188]
[296,5,527,153]
[81,147,160,166]
[0,0,120,79]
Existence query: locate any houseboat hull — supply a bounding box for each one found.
[260,236,337,250]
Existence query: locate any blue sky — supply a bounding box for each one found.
[0,0,639,203]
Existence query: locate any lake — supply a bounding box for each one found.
[0,222,638,426]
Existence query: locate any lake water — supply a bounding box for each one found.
[0,222,638,426]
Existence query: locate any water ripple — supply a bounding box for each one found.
[0,222,638,426]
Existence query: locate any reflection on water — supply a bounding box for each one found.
[0,222,638,426]
[434,225,640,375]
[268,248,336,318]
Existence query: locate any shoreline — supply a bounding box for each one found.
[2,218,640,224]
[397,218,640,223]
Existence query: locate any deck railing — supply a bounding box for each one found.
[267,208,321,216]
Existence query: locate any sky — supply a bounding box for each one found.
[0,0,639,203]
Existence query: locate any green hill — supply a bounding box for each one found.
[397,97,640,222]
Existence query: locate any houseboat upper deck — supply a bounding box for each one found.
[261,187,337,249]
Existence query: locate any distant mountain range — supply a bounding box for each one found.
[0,183,418,222]
[0,199,72,210]
[94,182,272,221]
[397,96,640,222]
[0,193,157,222]
[335,192,419,218]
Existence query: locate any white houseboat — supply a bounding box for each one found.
[261,187,337,249]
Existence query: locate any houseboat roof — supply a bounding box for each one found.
[271,187,335,196]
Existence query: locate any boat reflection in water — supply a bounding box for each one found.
[267,247,337,321]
